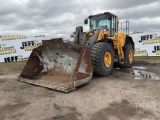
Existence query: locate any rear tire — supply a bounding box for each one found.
[120,44,134,67]
[90,42,114,76]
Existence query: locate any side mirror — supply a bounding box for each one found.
[84,19,88,24]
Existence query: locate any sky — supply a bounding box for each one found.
[0,0,160,38]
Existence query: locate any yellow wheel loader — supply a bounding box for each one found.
[19,12,134,92]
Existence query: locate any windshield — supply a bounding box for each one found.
[90,14,111,31]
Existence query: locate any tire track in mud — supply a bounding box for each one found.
[0,102,30,120]
[90,99,158,120]
[52,104,81,120]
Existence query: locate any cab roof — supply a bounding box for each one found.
[89,12,117,18]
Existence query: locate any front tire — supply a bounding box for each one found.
[90,42,114,76]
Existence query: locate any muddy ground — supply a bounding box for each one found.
[0,59,160,120]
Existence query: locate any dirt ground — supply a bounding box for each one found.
[0,59,160,120]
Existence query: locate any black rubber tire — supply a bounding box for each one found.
[120,44,134,67]
[90,42,114,76]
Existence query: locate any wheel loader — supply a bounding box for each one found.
[19,12,134,92]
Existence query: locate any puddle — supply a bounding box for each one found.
[133,70,160,80]
[114,66,160,80]
[132,66,146,70]
[131,66,160,80]
[115,68,120,70]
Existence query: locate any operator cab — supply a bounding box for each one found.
[84,12,118,37]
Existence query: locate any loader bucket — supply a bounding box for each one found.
[18,38,93,92]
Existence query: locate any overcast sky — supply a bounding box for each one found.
[0,0,160,38]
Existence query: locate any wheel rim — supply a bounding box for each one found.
[129,50,133,62]
[104,52,112,68]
